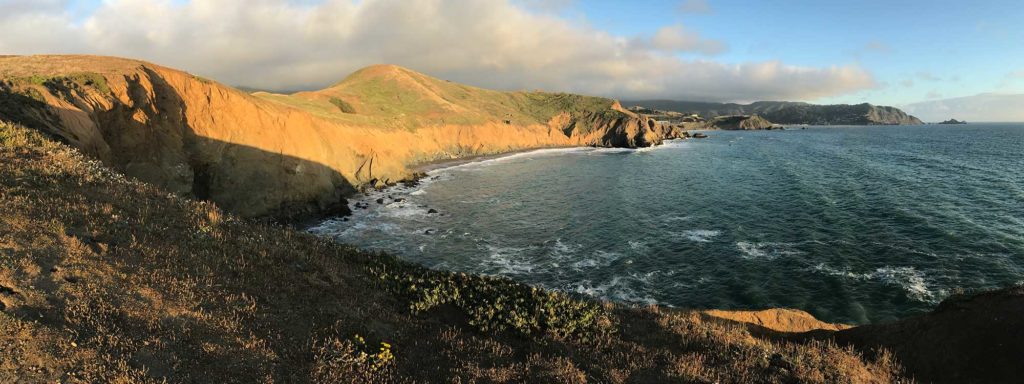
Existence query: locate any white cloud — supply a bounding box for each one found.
[645,24,726,55]
[0,0,877,102]
[1004,70,1024,82]
[677,0,712,14]
[903,93,1024,122]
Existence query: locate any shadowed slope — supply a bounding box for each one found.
[832,287,1024,383]
[0,55,680,220]
[0,121,903,383]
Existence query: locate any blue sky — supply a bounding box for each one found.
[5,0,1024,107]
[567,0,1024,104]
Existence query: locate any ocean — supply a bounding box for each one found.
[310,124,1024,324]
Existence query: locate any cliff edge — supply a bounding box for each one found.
[0,55,679,220]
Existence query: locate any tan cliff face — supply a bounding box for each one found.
[0,55,680,219]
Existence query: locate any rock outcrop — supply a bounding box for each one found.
[708,114,774,130]
[0,55,680,219]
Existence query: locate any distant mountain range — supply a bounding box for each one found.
[902,93,1024,123]
[623,100,923,125]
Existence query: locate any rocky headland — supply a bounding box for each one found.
[707,114,775,130]
[0,55,683,222]
[625,100,924,126]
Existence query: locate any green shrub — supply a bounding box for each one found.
[312,334,395,383]
[372,263,614,344]
[329,97,356,114]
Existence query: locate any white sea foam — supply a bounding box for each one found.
[569,276,660,306]
[571,249,622,270]
[550,238,582,260]
[811,263,937,302]
[735,241,804,260]
[681,229,720,243]
[636,138,689,152]
[426,147,593,174]
[628,240,648,252]
[481,244,537,275]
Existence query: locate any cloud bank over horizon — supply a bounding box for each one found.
[0,0,878,102]
[902,93,1024,122]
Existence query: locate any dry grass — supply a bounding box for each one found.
[0,121,908,383]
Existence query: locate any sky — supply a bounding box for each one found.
[1,0,1023,113]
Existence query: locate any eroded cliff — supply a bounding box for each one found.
[0,56,679,219]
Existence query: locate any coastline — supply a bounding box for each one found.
[409,145,586,174]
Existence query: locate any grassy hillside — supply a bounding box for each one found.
[0,55,668,220]
[0,121,905,383]
[257,64,627,131]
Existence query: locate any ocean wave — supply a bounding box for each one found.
[681,229,720,243]
[549,238,583,260]
[628,240,648,252]
[735,241,804,260]
[480,244,538,275]
[636,138,689,152]
[571,249,622,270]
[568,276,660,306]
[426,147,593,174]
[811,263,938,303]
[663,215,692,222]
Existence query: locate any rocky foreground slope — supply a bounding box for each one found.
[627,100,923,125]
[0,121,898,383]
[3,120,1023,383]
[0,55,681,220]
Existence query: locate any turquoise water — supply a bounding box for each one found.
[311,124,1024,324]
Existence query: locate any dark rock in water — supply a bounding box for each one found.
[376,198,384,204]
[692,133,708,138]
[424,229,434,235]
[394,198,406,203]
[427,208,438,214]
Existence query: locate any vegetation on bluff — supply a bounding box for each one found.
[0,121,907,382]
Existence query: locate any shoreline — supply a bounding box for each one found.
[409,145,586,174]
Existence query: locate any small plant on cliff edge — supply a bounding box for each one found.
[312,334,395,383]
